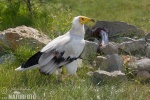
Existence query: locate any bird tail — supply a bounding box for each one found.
[15,51,43,71]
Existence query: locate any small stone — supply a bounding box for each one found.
[93,70,127,82]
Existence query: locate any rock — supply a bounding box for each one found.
[135,59,150,71]
[145,33,150,42]
[80,40,99,60]
[136,71,150,81]
[0,26,51,51]
[100,42,119,55]
[106,54,124,72]
[95,56,108,70]
[0,54,16,64]
[96,54,124,72]
[95,54,124,72]
[118,38,146,54]
[92,21,145,38]
[93,70,127,82]
[111,37,135,43]
[146,45,150,58]
[128,58,150,72]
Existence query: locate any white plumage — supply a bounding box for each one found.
[15,16,94,77]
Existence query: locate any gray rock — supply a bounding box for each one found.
[111,37,135,43]
[146,45,150,58]
[106,54,124,72]
[0,26,51,51]
[80,40,99,60]
[119,38,146,54]
[95,54,124,72]
[92,21,145,38]
[135,59,150,71]
[0,54,16,64]
[136,71,150,81]
[100,42,119,55]
[128,58,150,72]
[93,70,127,82]
[95,56,108,70]
[145,33,150,42]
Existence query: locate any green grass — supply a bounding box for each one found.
[0,61,150,100]
[0,0,150,100]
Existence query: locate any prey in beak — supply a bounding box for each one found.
[92,27,109,47]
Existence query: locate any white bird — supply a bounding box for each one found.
[15,16,95,78]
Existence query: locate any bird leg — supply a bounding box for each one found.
[75,73,78,79]
[56,68,63,81]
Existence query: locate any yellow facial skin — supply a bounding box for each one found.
[79,16,95,25]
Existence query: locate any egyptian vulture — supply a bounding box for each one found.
[15,16,95,78]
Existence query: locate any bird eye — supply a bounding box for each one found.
[82,18,84,20]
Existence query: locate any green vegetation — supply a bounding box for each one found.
[0,0,150,100]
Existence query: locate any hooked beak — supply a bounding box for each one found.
[79,16,95,24]
[90,19,95,23]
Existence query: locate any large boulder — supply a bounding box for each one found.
[0,26,51,51]
[118,38,146,54]
[92,21,145,38]
[93,70,127,82]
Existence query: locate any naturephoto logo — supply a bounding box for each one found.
[1,87,37,100]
